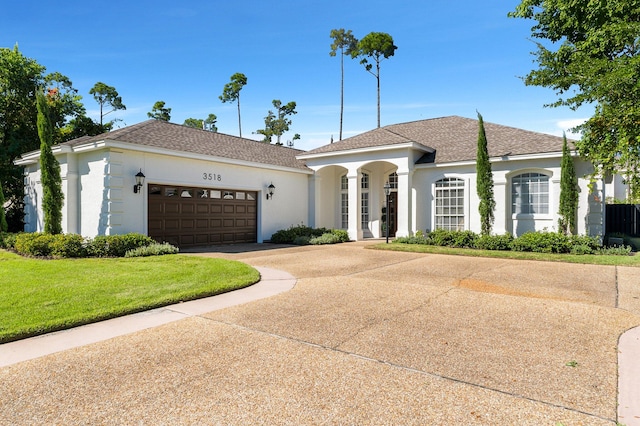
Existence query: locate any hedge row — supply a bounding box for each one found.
[394,229,633,256]
[270,225,350,245]
[1,232,177,258]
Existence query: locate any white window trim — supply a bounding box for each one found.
[508,169,554,220]
[430,175,470,231]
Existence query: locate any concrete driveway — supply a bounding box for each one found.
[2,242,639,425]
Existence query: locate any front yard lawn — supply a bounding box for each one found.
[0,251,260,343]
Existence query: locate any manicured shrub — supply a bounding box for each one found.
[510,231,572,253]
[427,229,478,248]
[270,225,330,244]
[124,243,179,258]
[292,235,311,245]
[330,229,350,243]
[50,234,87,258]
[87,233,155,257]
[475,233,514,251]
[393,234,432,244]
[309,233,341,245]
[0,232,17,249]
[570,244,594,255]
[14,233,57,257]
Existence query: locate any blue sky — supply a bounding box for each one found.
[3,0,590,151]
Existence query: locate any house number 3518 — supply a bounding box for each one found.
[203,173,222,181]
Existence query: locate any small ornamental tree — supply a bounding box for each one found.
[558,133,579,235]
[37,91,64,234]
[476,112,495,235]
[0,181,8,232]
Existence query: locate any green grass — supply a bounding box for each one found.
[0,251,260,343]
[370,242,640,267]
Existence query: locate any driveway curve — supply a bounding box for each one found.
[1,241,639,425]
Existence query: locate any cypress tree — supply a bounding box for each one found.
[558,133,579,235]
[0,181,7,232]
[476,112,495,235]
[37,91,64,234]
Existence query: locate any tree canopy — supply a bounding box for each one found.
[220,73,247,137]
[184,114,217,132]
[255,100,298,145]
[330,29,358,141]
[89,81,126,127]
[147,101,171,121]
[510,0,640,200]
[352,32,397,128]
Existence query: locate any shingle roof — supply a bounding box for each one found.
[303,116,569,164]
[63,120,309,171]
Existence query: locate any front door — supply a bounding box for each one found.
[382,192,397,238]
[388,191,397,237]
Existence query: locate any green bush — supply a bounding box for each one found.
[427,229,478,248]
[14,233,57,257]
[271,225,344,244]
[475,233,514,251]
[13,232,155,258]
[570,244,593,255]
[510,231,572,253]
[50,234,87,258]
[124,242,179,258]
[87,233,155,257]
[309,232,342,245]
[0,232,17,249]
[393,234,432,245]
[292,235,311,245]
[330,229,350,243]
[271,225,326,244]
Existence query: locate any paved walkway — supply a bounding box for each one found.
[1,242,639,425]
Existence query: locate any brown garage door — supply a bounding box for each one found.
[148,184,257,247]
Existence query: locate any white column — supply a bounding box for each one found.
[347,169,362,241]
[396,169,413,237]
[308,173,319,228]
[65,153,80,234]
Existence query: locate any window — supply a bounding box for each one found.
[340,175,348,229]
[435,178,465,231]
[512,172,549,214]
[361,173,370,229]
[388,172,398,189]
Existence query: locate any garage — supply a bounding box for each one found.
[148,184,257,247]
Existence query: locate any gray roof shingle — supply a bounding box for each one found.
[64,120,309,171]
[303,116,569,164]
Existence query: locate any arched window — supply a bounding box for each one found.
[512,172,549,214]
[340,175,348,229]
[361,172,369,229]
[435,178,465,231]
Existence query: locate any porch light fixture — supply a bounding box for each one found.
[266,182,275,200]
[133,169,146,194]
[384,181,391,243]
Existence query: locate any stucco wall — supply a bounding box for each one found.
[22,147,310,243]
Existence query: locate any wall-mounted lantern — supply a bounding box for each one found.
[133,169,146,194]
[266,182,275,200]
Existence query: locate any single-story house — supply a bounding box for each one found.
[16,116,627,247]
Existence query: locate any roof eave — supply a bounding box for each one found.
[298,142,433,160]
